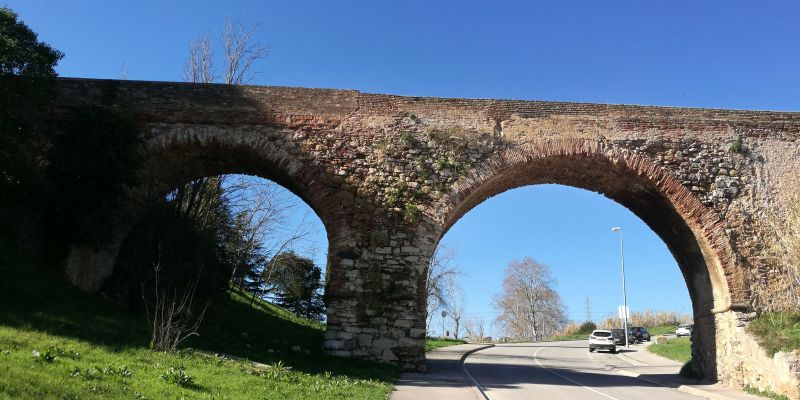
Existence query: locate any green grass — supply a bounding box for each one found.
[0,240,397,399]
[424,338,466,352]
[648,337,691,363]
[648,325,678,336]
[744,385,791,400]
[747,312,800,357]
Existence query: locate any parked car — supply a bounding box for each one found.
[589,330,617,353]
[630,326,651,342]
[676,324,694,337]
[610,328,631,345]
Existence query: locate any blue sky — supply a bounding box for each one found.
[8,1,799,336]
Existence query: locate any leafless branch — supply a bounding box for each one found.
[221,18,270,85]
[143,247,210,352]
[183,33,215,83]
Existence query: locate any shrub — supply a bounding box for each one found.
[403,203,421,222]
[747,312,800,356]
[729,138,743,153]
[160,366,195,387]
[679,360,701,379]
[578,321,597,334]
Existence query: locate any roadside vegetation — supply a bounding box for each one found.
[744,385,791,400]
[0,240,397,399]
[647,337,691,363]
[425,338,466,352]
[648,325,678,336]
[550,310,690,342]
[747,312,800,356]
[647,337,701,379]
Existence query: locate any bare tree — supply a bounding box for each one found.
[464,316,486,343]
[224,176,312,300]
[179,21,308,303]
[493,257,567,341]
[184,18,268,85]
[221,18,270,85]
[183,33,215,83]
[443,278,466,339]
[426,245,460,332]
[143,254,209,352]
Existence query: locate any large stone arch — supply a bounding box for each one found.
[63,124,359,327]
[423,138,747,379]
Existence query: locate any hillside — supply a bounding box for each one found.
[0,240,397,399]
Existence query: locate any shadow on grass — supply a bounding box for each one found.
[0,240,397,384]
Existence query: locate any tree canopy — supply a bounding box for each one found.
[0,7,62,77]
[267,251,325,321]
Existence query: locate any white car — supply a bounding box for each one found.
[589,330,617,353]
[676,323,694,337]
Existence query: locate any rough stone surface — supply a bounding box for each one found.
[52,78,800,396]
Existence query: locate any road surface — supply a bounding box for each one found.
[464,340,708,400]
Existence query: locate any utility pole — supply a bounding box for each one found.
[612,227,630,349]
[585,297,592,323]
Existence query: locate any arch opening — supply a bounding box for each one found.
[65,130,339,324]
[428,145,733,379]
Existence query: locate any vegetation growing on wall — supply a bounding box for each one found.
[375,112,502,222]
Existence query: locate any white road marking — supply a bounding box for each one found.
[534,346,623,400]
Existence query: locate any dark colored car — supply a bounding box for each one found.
[630,326,651,342]
[610,328,631,345]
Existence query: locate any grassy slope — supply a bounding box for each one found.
[0,241,397,399]
[747,312,800,357]
[648,337,691,363]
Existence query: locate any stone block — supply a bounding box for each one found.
[382,349,399,362]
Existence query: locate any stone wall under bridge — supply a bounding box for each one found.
[54,78,800,395]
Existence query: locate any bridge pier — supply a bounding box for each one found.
[323,226,433,371]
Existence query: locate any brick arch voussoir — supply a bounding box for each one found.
[436,138,746,310]
[138,128,352,236]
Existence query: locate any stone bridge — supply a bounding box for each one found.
[55,78,800,390]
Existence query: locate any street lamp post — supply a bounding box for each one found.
[611,227,629,349]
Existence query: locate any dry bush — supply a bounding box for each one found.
[763,174,800,311]
[143,260,209,352]
[597,310,691,329]
[557,322,582,336]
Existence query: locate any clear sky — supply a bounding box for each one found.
[8,1,799,336]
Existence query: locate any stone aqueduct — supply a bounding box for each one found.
[56,78,799,387]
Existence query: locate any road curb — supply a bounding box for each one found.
[459,344,495,400]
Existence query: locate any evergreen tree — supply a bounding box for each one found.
[267,251,325,321]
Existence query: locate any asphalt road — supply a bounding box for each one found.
[464,340,707,400]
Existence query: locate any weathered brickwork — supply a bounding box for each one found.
[54,78,800,396]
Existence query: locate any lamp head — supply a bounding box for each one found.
[611,227,621,232]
